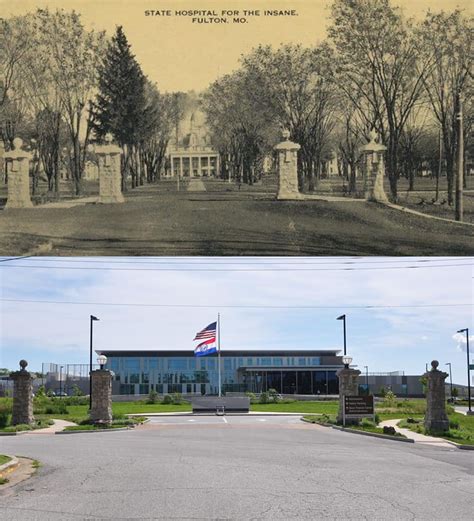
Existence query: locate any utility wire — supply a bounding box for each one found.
[0,298,471,309]
[0,263,472,271]
[0,257,469,266]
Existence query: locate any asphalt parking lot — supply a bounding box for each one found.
[1,416,473,520]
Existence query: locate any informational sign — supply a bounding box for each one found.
[342,395,375,426]
[469,364,474,370]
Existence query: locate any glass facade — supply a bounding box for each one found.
[102,351,342,396]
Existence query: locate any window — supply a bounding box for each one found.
[298,358,307,366]
[168,359,188,370]
[311,357,321,366]
[273,358,283,366]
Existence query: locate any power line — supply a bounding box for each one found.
[0,298,471,309]
[0,263,472,272]
[0,257,470,266]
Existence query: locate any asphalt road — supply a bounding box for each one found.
[1,415,473,520]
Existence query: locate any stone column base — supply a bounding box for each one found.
[99,193,125,204]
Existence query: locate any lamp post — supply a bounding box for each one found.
[59,365,63,397]
[337,314,347,356]
[457,328,471,412]
[445,362,453,402]
[364,365,369,394]
[89,315,100,410]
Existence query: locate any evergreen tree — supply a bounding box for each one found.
[91,26,146,148]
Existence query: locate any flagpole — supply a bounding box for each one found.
[217,313,221,397]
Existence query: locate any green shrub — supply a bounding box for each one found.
[0,411,10,428]
[71,385,84,397]
[374,413,380,425]
[36,385,46,397]
[171,393,183,405]
[63,396,88,406]
[382,390,397,407]
[245,392,257,402]
[162,394,173,404]
[268,389,281,402]
[449,419,460,430]
[147,389,159,404]
[4,424,32,432]
[361,418,376,428]
[259,392,270,404]
[44,402,68,415]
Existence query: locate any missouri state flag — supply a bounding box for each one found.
[193,321,217,356]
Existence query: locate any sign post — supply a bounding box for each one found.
[343,395,375,425]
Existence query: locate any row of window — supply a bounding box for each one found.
[107,356,323,372]
[115,370,339,396]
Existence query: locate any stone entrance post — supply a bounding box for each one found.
[424,360,449,432]
[95,133,124,204]
[336,364,361,425]
[4,137,33,209]
[275,129,302,200]
[10,360,34,426]
[90,369,113,424]
[359,130,388,203]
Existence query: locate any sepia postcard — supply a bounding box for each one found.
[0,0,472,256]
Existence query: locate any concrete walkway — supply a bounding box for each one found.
[379,419,454,448]
[34,196,99,209]
[26,419,77,434]
[186,178,206,192]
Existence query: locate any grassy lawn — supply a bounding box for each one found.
[0,455,12,465]
[1,180,472,255]
[399,412,474,446]
[251,401,338,414]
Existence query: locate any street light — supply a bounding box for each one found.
[337,314,347,356]
[89,315,100,410]
[457,328,471,413]
[342,355,352,368]
[364,365,369,394]
[59,365,64,397]
[445,362,453,402]
[97,355,107,370]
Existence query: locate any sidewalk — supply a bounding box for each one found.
[379,419,454,448]
[26,419,77,434]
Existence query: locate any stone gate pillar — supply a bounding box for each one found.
[336,364,361,425]
[359,130,388,203]
[95,133,124,204]
[90,369,113,424]
[275,129,301,200]
[4,137,33,209]
[424,360,449,432]
[10,360,34,426]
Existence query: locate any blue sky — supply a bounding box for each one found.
[0,256,472,386]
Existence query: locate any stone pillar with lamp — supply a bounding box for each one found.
[10,360,35,426]
[336,355,361,425]
[94,133,125,204]
[359,130,388,203]
[4,137,34,209]
[275,129,302,200]
[90,355,113,424]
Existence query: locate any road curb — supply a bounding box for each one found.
[55,427,132,435]
[0,456,19,477]
[301,419,414,443]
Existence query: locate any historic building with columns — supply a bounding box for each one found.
[168,109,220,178]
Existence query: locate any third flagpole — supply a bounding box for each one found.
[217,313,221,397]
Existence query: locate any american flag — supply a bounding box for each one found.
[193,321,217,340]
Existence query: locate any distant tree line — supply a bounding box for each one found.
[0,10,184,195]
[202,0,473,202]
